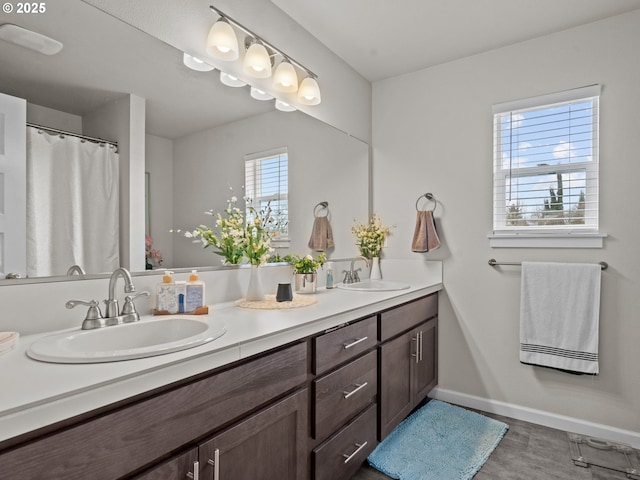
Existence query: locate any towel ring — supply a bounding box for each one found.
[313,201,329,218]
[415,193,437,212]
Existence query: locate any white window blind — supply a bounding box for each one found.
[244,147,288,238]
[492,85,600,234]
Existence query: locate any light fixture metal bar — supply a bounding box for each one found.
[209,5,318,79]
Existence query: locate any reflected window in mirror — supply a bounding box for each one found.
[244,147,289,242]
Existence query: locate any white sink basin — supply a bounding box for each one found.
[27,317,226,364]
[336,280,410,292]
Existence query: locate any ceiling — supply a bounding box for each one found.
[272,0,640,82]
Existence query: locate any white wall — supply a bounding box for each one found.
[26,104,82,134]
[373,11,640,439]
[145,134,174,268]
[171,110,369,268]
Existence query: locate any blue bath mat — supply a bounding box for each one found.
[368,400,508,480]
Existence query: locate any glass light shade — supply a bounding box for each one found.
[272,61,298,93]
[243,43,272,78]
[219,71,246,87]
[275,99,296,112]
[297,77,321,105]
[183,53,214,72]
[250,87,274,101]
[207,20,239,61]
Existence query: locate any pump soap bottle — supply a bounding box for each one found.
[156,271,178,314]
[185,270,205,312]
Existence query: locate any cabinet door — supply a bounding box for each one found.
[134,448,198,480]
[378,329,415,439]
[413,317,438,402]
[199,389,308,480]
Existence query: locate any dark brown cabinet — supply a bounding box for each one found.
[199,389,308,480]
[379,296,438,439]
[0,292,439,480]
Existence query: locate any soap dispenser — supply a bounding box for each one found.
[156,270,178,313]
[326,262,334,289]
[185,270,205,312]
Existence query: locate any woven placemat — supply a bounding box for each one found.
[235,294,317,310]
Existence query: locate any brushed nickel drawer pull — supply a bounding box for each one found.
[343,441,368,464]
[412,335,419,364]
[343,336,368,349]
[419,330,423,362]
[186,461,199,480]
[343,381,368,399]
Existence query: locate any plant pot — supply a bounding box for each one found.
[294,272,317,294]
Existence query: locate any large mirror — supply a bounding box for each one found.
[0,0,369,282]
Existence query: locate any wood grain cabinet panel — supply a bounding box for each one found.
[199,389,308,480]
[313,349,377,440]
[314,315,377,374]
[380,294,437,341]
[134,448,198,480]
[313,404,377,480]
[379,317,438,440]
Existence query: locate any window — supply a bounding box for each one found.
[491,85,601,246]
[244,147,289,239]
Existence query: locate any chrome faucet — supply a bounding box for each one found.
[67,267,149,330]
[343,256,370,284]
[105,267,136,318]
[66,264,86,275]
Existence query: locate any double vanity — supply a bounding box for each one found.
[0,260,442,479]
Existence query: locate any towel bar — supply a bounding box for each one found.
[488,258,608,270]
[415,193,437,212]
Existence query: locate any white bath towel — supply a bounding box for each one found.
[520,262,601,374]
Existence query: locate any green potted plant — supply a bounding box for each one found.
[286,253,326,294]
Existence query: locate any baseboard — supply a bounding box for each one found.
[431,387,640,449]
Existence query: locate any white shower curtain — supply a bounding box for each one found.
[26,127,120,277]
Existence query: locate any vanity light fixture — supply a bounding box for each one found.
[219,71,246,87]
[209,5,321,105]
[275,99,297,112]
[273,60,298,93]
[183,53,215,72]
[0,24,63,55]
[250,87,274,101]
[207,17,239,60]
[243,40,272,78]
[297,77,322,105]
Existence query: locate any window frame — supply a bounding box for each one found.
[244,146,289,242]
[489,85,605,248]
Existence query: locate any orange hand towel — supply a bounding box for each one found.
[411,210,441,252]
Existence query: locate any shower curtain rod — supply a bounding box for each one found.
[488,258,608,270]
[27,122,118,148]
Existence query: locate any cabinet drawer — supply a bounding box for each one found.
[380,294,437,341]
[313,350,377,440]
[313,404,377,480]
[314,315,377,374]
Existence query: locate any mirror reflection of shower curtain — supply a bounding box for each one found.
[26,127,120,277]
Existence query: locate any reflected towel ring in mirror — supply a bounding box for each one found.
[313,201,329,217]
[415,193,437,212]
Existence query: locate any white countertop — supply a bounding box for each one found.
[0,261,442,445]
